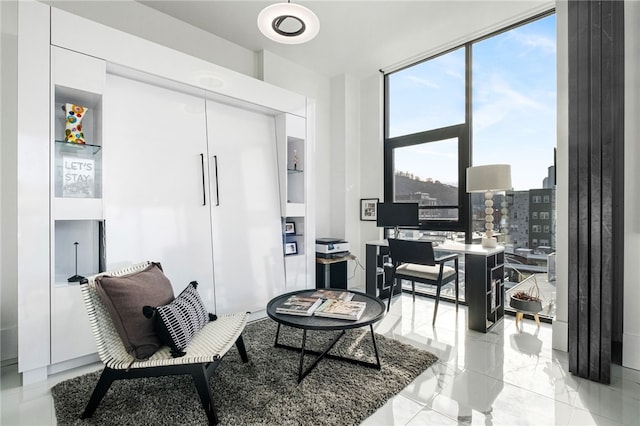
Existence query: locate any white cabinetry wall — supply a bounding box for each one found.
[205,100,287,314]
[50,47,104,367]
[104,74,287,315]
[17,4,315,382]
[103,74,217,309]
[276,114,313,291]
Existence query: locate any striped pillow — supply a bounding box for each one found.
[143,281,210,357]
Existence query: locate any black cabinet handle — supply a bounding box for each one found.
[200,153,206,206]
[213,155,220,206]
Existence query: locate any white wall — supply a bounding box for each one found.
[329,74,363,288]
[0,0,19,362]
[45,0,257,78]
[359,73,385,287]
[623,0,640,371]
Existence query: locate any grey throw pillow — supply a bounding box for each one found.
[95,262,175,359]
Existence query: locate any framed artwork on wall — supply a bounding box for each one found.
[360,198,379,221]
[284,222,296,235]
[285,242,298,255]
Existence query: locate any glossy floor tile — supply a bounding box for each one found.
[1,293,639,425]
[365,293,640,426]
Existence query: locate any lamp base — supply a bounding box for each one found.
[481,237,498,248]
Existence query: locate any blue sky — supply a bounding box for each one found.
[389,14,556,191]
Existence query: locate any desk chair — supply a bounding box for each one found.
[386,238,459,325]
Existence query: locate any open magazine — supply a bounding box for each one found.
[309,289,354,301]
[314,299,367,321]
[275,296,323,316]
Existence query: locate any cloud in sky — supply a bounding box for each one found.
[474,74,552,131]
[403,74,440,89]
[508,30,556,56]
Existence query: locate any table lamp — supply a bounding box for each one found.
[466,164,512,248]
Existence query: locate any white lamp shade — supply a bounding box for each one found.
[257,3,320,44]
[466,164,512,193]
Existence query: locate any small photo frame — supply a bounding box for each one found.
[285,242,298,255]
[284,222,296,235]
[360,198,379,221]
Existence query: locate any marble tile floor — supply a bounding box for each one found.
[1,293,639,425]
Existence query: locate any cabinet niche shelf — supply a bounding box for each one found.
[55,140,102,155]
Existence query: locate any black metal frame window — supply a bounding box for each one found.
[383,123,470,234]
[383,11,555,244]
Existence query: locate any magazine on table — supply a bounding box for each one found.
[275,296,323,316]
[309,289,354,301]
[314,299,367,321]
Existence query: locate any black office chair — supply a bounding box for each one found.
[386,238,459,325]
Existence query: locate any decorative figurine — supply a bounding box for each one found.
[67,241,85,282]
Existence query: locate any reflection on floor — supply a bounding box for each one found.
[2,294,639,425]
[364,294,639,426]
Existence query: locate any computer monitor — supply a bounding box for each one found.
[376,202,419,235]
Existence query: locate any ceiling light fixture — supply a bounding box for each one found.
[257,1,320,44]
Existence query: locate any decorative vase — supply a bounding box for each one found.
[63,103,87,144]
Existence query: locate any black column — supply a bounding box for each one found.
[567,0,625,384]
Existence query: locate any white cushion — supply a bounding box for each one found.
[396,263,456,281]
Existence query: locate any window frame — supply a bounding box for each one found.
[382,9,555,243]
[383,123,470,233]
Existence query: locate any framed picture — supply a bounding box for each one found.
[285,242,298,255]
[284,222,296,235]
[360,198,379,221]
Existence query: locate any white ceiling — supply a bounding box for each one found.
[138,1,550,78]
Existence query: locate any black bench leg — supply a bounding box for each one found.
[81,368,116,419]
[190,364,219,425]
[235,334,249,363]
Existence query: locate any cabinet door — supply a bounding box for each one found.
[103,74,216,310]
[206,100,286,314]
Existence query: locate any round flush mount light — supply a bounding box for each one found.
[257,2,320,44]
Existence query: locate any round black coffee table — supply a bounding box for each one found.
[266,289,386,382]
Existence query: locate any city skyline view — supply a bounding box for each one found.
[389,14,556,191]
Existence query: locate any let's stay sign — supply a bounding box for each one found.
[63,156,95,198]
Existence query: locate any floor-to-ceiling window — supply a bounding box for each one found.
[384,12,556,315]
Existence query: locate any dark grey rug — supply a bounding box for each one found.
[52,318,437,425]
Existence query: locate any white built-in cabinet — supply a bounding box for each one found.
[103,73,287,315]
[205,100,287,314]
[50,47,104,365]
[17,4,315,381]
[102,74,217,310]
[276,114,309,290]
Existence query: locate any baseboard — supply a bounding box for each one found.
[47,353,100,376]
[623,331,640,371]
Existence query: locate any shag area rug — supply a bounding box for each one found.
[52,318,437,425]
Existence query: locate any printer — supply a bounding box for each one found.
[315,238,350,258]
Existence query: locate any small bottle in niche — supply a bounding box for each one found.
[293,149,298,170]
